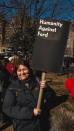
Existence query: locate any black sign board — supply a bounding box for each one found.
[32,19,70,73]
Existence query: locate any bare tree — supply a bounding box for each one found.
[0,13,7,45]
[0,0,74,54]
[50,0,74,19]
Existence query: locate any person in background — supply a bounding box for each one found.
[0,59,11,125]
[5,55,19,81]
[5,57,14,76]
[2,60,46,131]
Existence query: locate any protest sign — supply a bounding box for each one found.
[32,19,70,73]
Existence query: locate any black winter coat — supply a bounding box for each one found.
[2,78,41,131]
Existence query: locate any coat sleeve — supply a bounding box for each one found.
[2,88,34,120]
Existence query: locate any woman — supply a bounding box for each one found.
[2,60,46,131]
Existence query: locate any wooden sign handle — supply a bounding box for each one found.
[37,72,46,109]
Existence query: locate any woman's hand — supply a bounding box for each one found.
[40,80,46,89]
[33,108,41,116]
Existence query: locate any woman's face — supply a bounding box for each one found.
[17,64,29,80]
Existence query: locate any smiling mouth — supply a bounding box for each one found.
[20,75,26,77]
